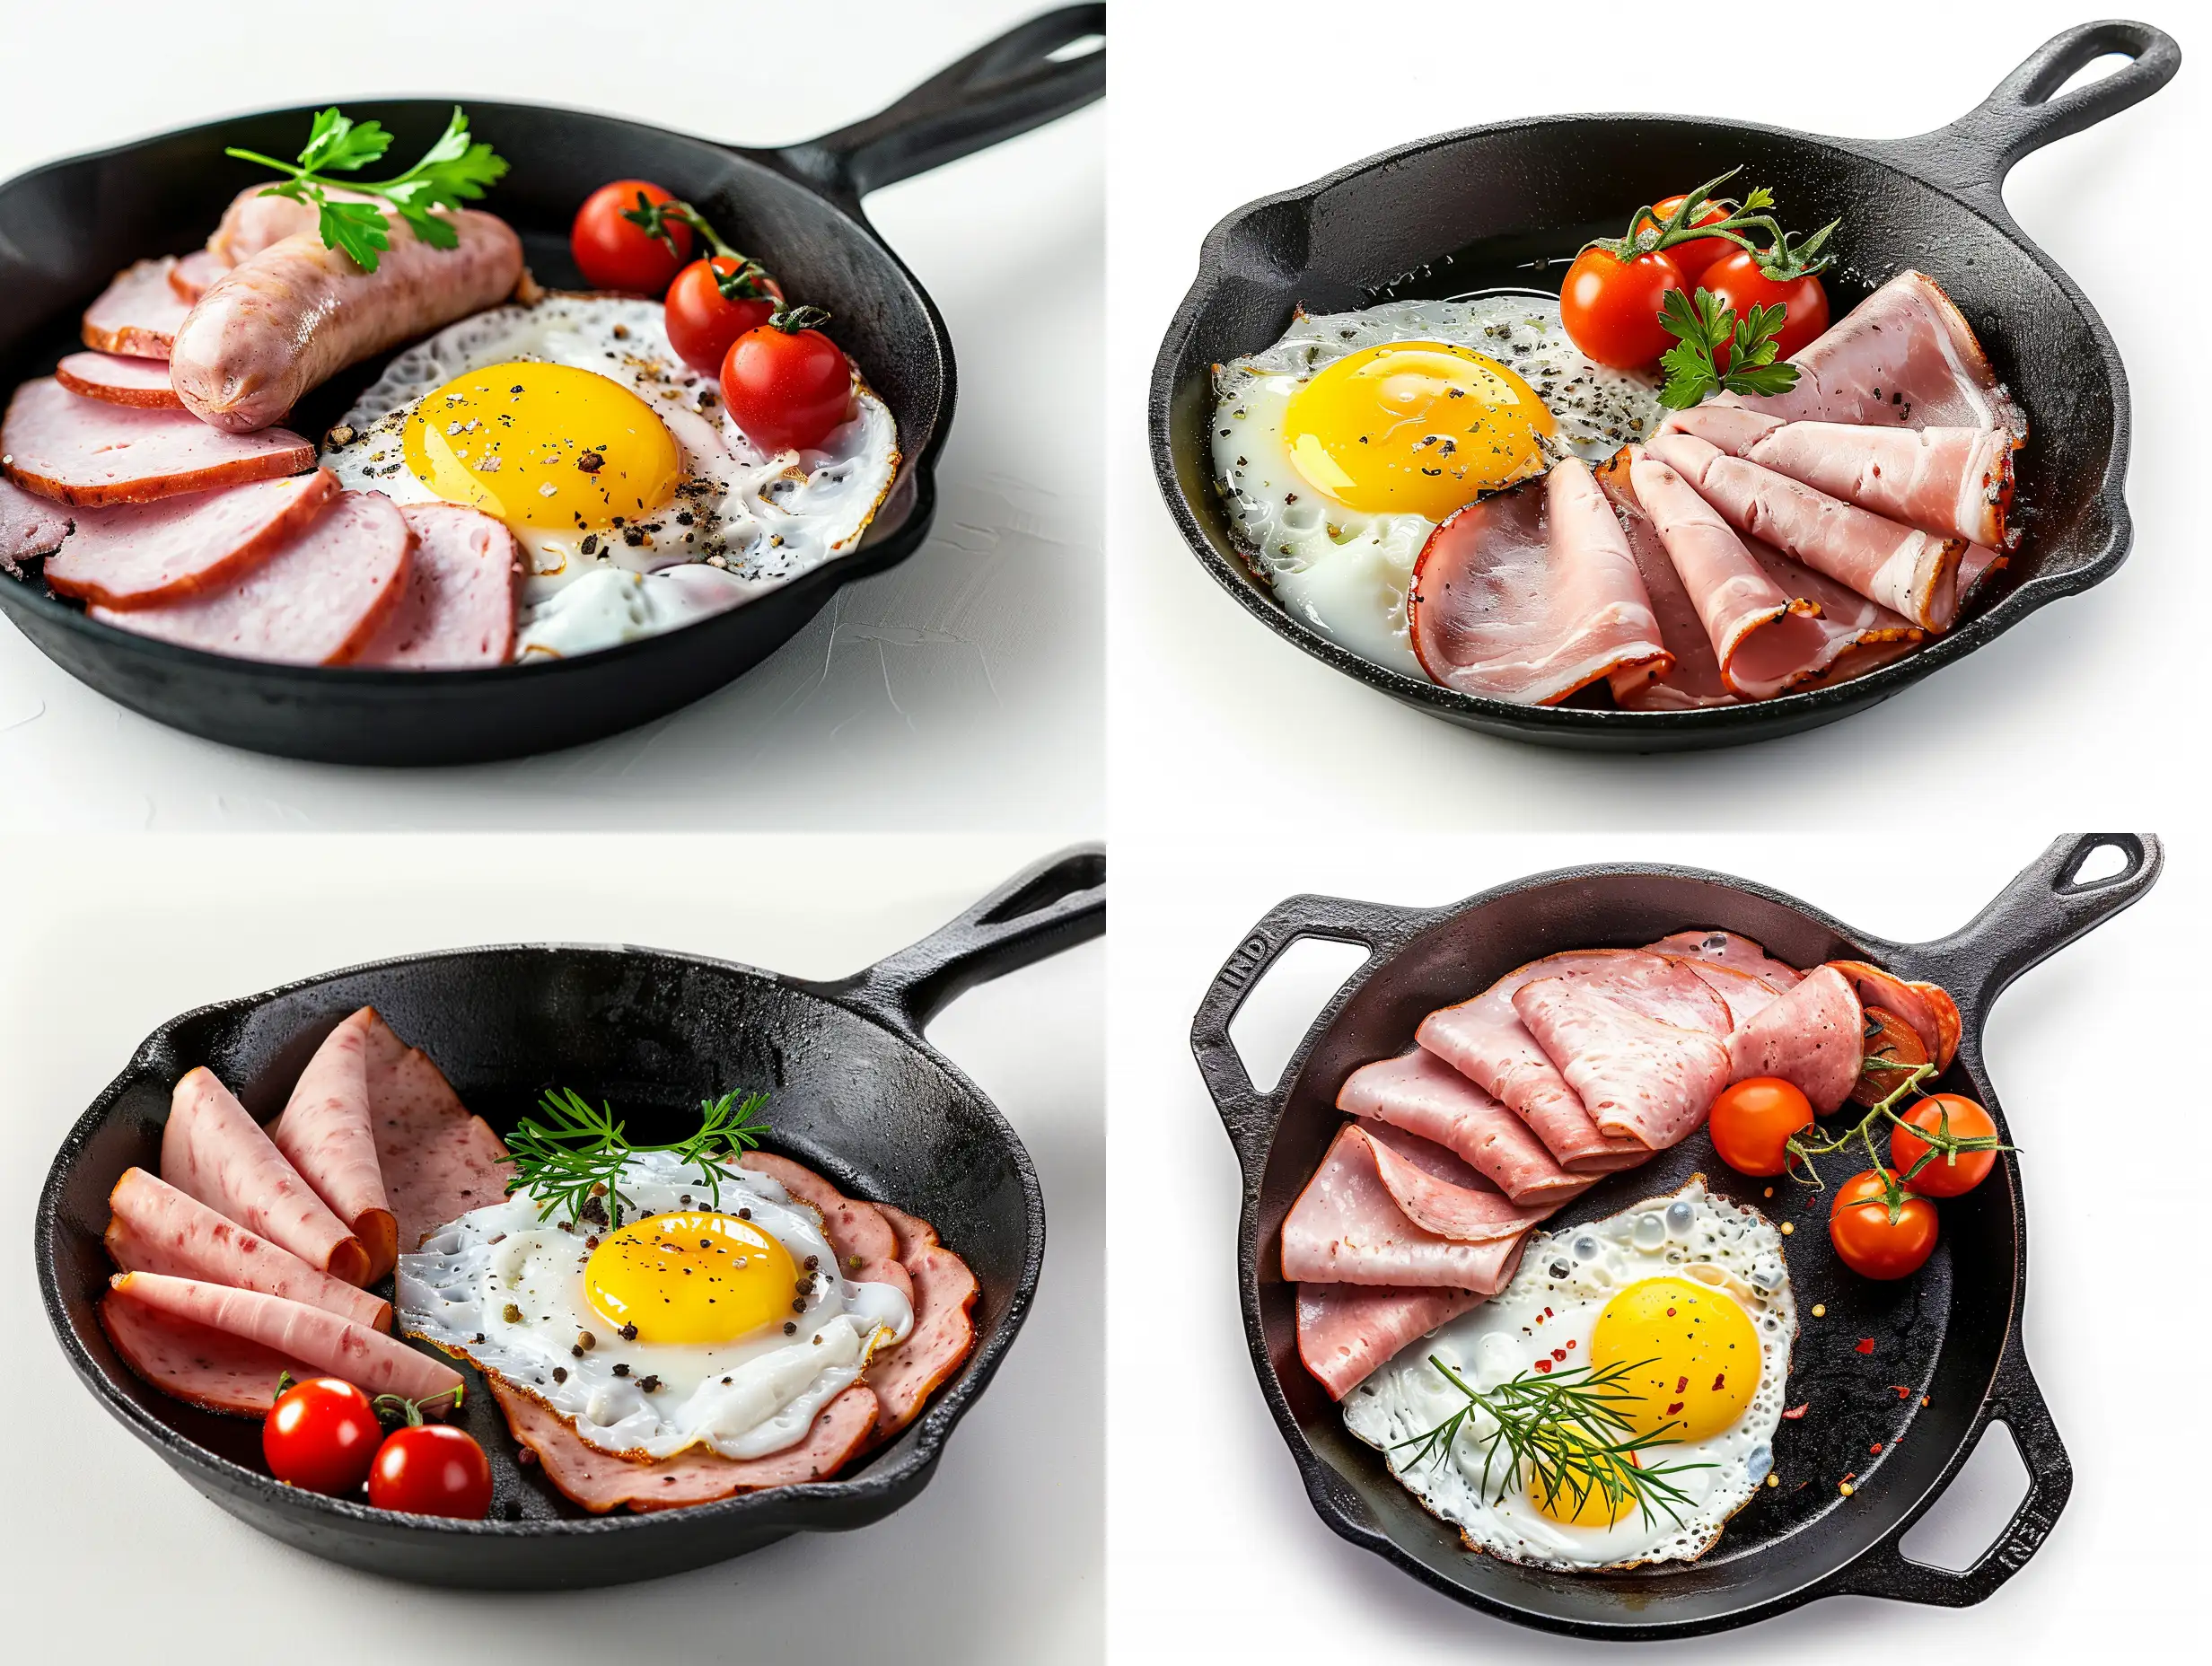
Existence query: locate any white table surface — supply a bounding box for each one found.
[1106,830,2198,1662]
[0,834,1102,1662]
[1106,0,2203,832]
[0,0,1102,832]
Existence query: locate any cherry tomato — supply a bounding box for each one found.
[1707,1077,1814,1177]
[664,257,785,376]
[571,180,690,295]
[1635,194,1736,284]
[1559,246,1688,370]
[368,1424,493,1520]
[1829,1170,1937,1280]
[1701,247,1830,361]
[263,1376,381,1495]
[1889,1094,1999,1198]
[720,312,856,453]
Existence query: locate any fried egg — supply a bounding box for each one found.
[1343,1179,1794,1570]
[1211,294,1663,677]
[396,1151,912,1461]
[323,294,898,661]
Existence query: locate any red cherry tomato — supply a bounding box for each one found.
[1635,194,1736,284]
[263,1376,381,1495]
[1700,247,1830,362]
[1559,246,1688,370]
[1889,1094,1999,1198]
[571,180,690,295]
[1707,1077,1814,1177]
[368,1424,493,1520]
[665,257,785,377]
[720,314,856,453]
[1829,1170,1938,1280]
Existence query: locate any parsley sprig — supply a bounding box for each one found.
[225,107,508,273]
[504,1086,771,1228]
[1657,288,1802,409]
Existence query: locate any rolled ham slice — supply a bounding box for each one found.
[1280,1124,1537,1290]
[3,378,315,508]
[1725,964,1864,1114]
[108,1272,461,1402]
[1,477,70,569]
[351,503,520,668]
[105,1167,389,1331]
[270,1011,398,1284]
[161,1066,369,1285]
[1511,952,1734,1149]
[1408,455,1670,705]
[1826,961,1961,1071]
[1337,1050,1591,1205]
[48,469,338,610]
[361,1011,513,1252]
[53,352,183,410]
[1296,1283,1487,1400]
[742,1151,912,1306]
[81,259,192,359]
[168,249,229,303]
[90,488,412,663]
[99,1289,306,1416]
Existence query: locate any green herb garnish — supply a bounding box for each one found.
[504,1087,771,1228]
[225,107,507,273]
[1657,287,1802,409]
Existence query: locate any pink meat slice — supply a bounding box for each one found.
[1512,954,1734,1149]
[48,469,338,609]
[269,1010,398,1284]
[741,1151,912,1306]
[1337,1049,1591,1205]
[351,502,520,668]
[1353,1119,1558,1241]
[168,249,230,303]
[108,1272,461,1401]
[3,378,315,509]
[160,1066,369,1285]
[1647,430,1962,633]
[53,352,183,410]
[1725,964,1865,1113]
[1416,951,1654,1172]
[105,1167,389,1331]
[1280,1124,1536,1290]
[1408,455,1670,705]
[1646,931,1804,993]
[360,1010,514,1251]
[1295,1283,1488,1400]
[1,476,71,569]
[865,1241,979,1442]
[81,259,191,359]
[875,1202,937,1261]
[1668,959,1790,1029]
[99,1289,307,1416]
[1826,961,1961,1071]
[494,1381,880,1513]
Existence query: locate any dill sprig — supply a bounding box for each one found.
[503,1087,770,1227]
[1392,1356,1713,1530]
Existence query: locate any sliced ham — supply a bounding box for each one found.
[105,1167,389,1331]
[1295,1283,1486,1400]
[1354,1119,1558,1241]
[1646,430,1962,633]
[1826,961,1961,1071]
[90,488,411,664]
[169,249,229,303]
[99,1289,305,1416]
[1646,931,1804,992]
[108,1272,460,1402]
[160,1065,369,1285]
[351,502,519,668]
[1725,964,1864,1113]
[361,1011,513,1250]
[1511,953,1734,1149]
[53,352,183,410]
[494,1381,879,1513]
[269,1011,398,1284]
[1408,455,1670,705]
[1957,543,2006,610]
[1,476,70,569]
[81,259,191,359]
[1337,1050,1591,1205]
[2,378,315,509]
[47,469,338,610]
[741,1151,912,1306]
[1280,1123,1535,1290]
[865,1241,979,1442]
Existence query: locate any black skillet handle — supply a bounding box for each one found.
[774,6,1104,206]
[1189,895,1436,1171]
[1873,21,2180,209]
[1821,1337,2072,1608]
[821,845,1104,1041]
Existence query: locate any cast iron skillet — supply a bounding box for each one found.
[0,6,1103,765]
[1150,22,2177,752]
[1188,834,2157,1637]
[36,845,1103,1588]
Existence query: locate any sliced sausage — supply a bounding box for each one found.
[53,352,183,409]
[1,477,70,569]
[81,258,192,358]
[46,469,338,610]
[352,502,520,668]
[99,1289,303,1416]
[168,249,230,303]
[269,1011,399,1283]
[3,377,313,507]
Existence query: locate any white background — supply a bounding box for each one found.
[0,835,1102,1662]
[0,0,1102,832]
[1105,830,2200,1662]
[1106,0,2203,832]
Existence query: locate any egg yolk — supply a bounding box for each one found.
[584,1211,798,1346]
[401,361,680,538]
[1532,1453,1640,1528]
[1588,1276,1760,1443]
[1281,340,1556,519]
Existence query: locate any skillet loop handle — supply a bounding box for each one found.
[1915,834,2160,1013]
[1886,21,2180,207]
[1189,895,1431,1171]
[776,4,1104,205]
[827,844,1103,1039]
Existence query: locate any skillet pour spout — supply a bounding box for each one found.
[1187,835,2156,1636]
